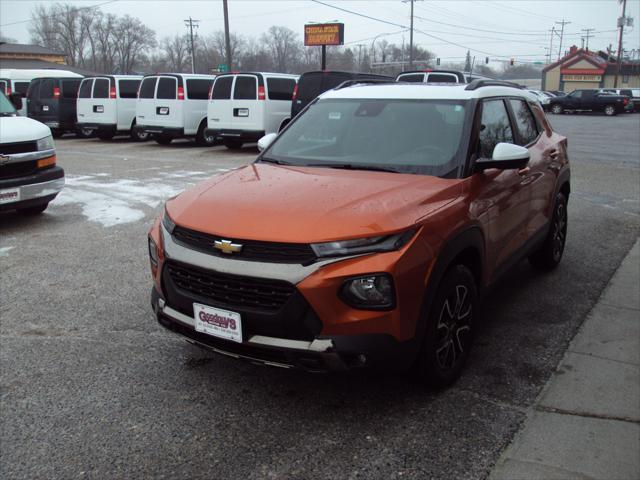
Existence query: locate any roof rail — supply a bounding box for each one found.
[333,79,397,90]
[465,79,524,91]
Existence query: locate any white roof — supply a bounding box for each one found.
[145,73,216,79]
[319,83,533,101]
[84,74,143,79]
[0,68,83,80]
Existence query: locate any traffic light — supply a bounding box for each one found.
[436,57,441,65]
[485,57,489,64]
[510,58,515,66]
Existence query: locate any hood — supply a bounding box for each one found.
[167,164,462,243]
[0,116,51,144]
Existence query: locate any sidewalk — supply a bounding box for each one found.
[491,239,640,480]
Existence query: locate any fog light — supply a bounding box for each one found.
[340,274,395,310]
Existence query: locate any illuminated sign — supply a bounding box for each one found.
[304,23,345,46]
[563,74,602,82]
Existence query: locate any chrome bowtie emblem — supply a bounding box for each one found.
[214,239,242,254]
[0,154,10,166]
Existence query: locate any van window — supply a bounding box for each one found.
[266,78,296,100]
[14,82,30,97]
[0,81,6,93]
[233,76,257,100]
[40,79,55,99]
[118,79,140,99]
[79,79,93,98]
[139,77,157,99]
[297,73,323,101]
[157,77,177,99]
[62,80,80,98]
[398,74,425,83]
[212,76,233,99]
[186,79,213,100]
[93,78,109,98]
[427,73,457,83]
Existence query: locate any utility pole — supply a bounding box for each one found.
[548,27,555,63]
[581,28,595,50]
[555,19,571,61]
[402,0,420,69]
[223,0,232,71]
[614,0,627,88]
[184,17,200,73]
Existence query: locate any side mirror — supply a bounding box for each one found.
[475,143,530,171]
[257,133,277,152]
[9,93,23,111]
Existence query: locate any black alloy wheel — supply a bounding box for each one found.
[529,192,568,270]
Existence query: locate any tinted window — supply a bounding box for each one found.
[79,79,93,98]
[118,79,140,98]
[267,78,296,101]
[93,78,109,98]
[479,99,514,158]
[14,82,30,96]
[427,73,457,83]
[570,90,582,98]
[39,79,55,99]
[212,76,233,99]
[62,79,80,99]
[139,77,158,99]
[620,89,632,97]
[297,73,323,101]
[509,99,539,146]
[233,76,257,100]
[157,77,176,99]
[321,73,351,91]
[0,81,6,93]
[186,79,213,100]
[398,74,425,83]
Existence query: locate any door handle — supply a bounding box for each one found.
[518,167,531,176]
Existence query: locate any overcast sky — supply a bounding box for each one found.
[1,0,638,64]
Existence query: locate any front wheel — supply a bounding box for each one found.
[604,105,616,116]
[415,265,478,387]
[196,122,217,146]
[131,128,150,142]
[551,104,563,114]
[76,127,94,138]
[51,129,63,139]
[223,138,243,150]
[529,192,568,271]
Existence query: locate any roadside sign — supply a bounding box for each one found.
[218,64,229,73]
[304,23,345,46]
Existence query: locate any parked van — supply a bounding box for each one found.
[292,71,392,118]
[26,75,84,137]
[0,69,82,117]
[205,72,298,149]
[0,91,64,215]
[135,73,216,145]
[76,75,149,140]
[396,69,465,83]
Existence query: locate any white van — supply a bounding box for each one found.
[205,72,298,149]
[396,70,464,84]
[135,73,216,145]
[76,75,149,141]
[0,91,64,215]
[0,68,82,117]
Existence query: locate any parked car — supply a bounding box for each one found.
[547,90,566,97]
[292,71,392,118]
[26,74,84,137]
[0,68,81,117]
[526,89,553,110]
[77,75,149,141]
[205,72,298,149]
[548,89,630,116]
[149,79,570,386]
[0,91,64,214]
[597,88,639,112]
[396,69,466,83]
[135,73,216,146]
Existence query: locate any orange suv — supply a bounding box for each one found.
[148,80,570,386]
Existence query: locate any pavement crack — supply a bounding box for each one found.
[534,404,640,424]
[565,349,640,367]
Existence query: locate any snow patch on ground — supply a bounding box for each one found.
[0,246,15,257]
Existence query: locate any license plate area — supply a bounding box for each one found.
[42,105,49,112]
[157,107,170,115]
[0,187,20,204]
[193,303,242,343]
[94,105,104,113]
[234,108,249,117]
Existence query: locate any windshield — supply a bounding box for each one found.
[0,91,16,115]
[264,98,468,177]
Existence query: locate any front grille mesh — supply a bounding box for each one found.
[0,161,38,180]
[0,142,38,155]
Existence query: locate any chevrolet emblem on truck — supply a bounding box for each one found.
[214,239,242,254]
[0,154,10,166]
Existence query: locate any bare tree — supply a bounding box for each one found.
[209,31,244,67]
[161,34,191,72]
[262,26,300,73]
[113,15,156,74]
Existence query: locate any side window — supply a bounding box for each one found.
[509,99,539,146]
[620,89,632,97]
[479,99,514,158]
[233,76,257,100]
[118,80,140,98]
[79,79,93,98]
[398,74,425,83]
[266,78,295,100]
[0,81,6,93]
[40,79,55,99]
[570,90,582,98]
[14,82,30,97]
[139,77,157,99]
[186,79,213,100]
[62,80,80,99]
[93,78,109,99]
[156,77,177,99]
[426,73,457,83]
[212,76,233,99]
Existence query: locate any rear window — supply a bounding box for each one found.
[297,73,323,101]
[212,76,233,99]
[398,74,425,83]
[186,79,213,100]
[233,76,257,100]
[118,79,140,99]
[427,73,457,83]
[14,82,30,96]
[267,78,296,101]
[157,77,177,99]
[62,80,80,98]
[139,77,157,99]
[93,78,109,99]
[40,79,55,99]
[79,79,93,98]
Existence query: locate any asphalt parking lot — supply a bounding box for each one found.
[1,113,639,479]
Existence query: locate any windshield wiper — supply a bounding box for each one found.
[258,157,293,166]
[305,163,400,173]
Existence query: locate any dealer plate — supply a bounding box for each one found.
[0,187,20,204]
[193,303,242,343]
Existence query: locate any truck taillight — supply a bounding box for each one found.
[177,86,185,100]
[53,87,60,98]
[110,86,117,99]
[292,84,298,101]
[258,86,266,100]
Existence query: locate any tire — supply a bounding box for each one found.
[51,129,63,139]
[604,105,616,116]
[223,138,243,150]
[551,104,563,114]
[154,136,173,145]
[97,131,115,140]
[17,203,49,215]
[130,125,150,142]
[415,265,478,388]
[196,121,217,146]
[529,192,568,271]
[76,127,94,138]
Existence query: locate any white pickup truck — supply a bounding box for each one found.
[0,92,64,214]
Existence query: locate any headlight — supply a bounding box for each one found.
[37,135,55,151]
[311,229,417,258]
[340,274,396,310]
[162,207,176,234]
[148,236,159,267]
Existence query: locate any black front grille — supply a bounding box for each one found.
[172,225,317,265]
[0,141,38,155]
[0,161,38,180]
[166,261,295,312]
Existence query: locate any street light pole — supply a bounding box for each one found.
[223,0,232,71]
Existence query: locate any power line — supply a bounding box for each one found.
[556,19,571,60]
[184,17,200,74]
[581,28,595,50]
[0,0,118,27]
